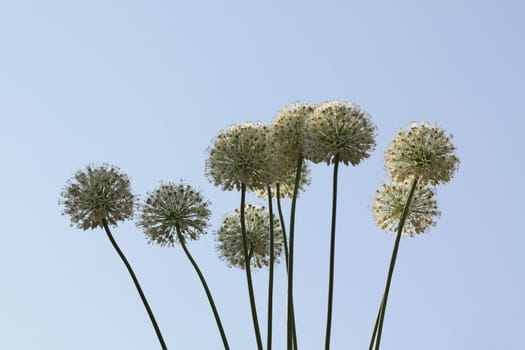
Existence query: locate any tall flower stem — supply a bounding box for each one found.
[267,186,275,350]
[370,177,419,350]
[368,296,384,350]
[276,185,298,350]
[101,219,167,350]
[174,225,230,350]
[240,183,264,350]
[287,156,303,350]
[324,154,340,350]
[275,184,289,270]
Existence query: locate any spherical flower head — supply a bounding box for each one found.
[271,102,317,160]
[372,181,441,237]
[60,164,134,230]
[137,182,211,247]
[385,122,459,185]
[303,100,377,165]
[216,204,283,270]
[205,122,279,191]
[256,159,312,199]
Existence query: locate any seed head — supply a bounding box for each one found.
[60,164,134,230]
[205,122,279,191]
[303,100,377,165]
[256,159,311,199]
[137,182,211,246]
[385,122,459,185]
[271,102,317,160]
[372,181,440,237]
[216,204,283,270]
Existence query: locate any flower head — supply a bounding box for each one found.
[205,122,279,191]
[256,159,311,199]
[303,100,377,165]
[60,164,134,230]
[137,182,211,246]
[385,122,459,185]
[271,102,317,160]
[372,181,440,237]
[216,204,283,270]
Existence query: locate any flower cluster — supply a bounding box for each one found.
[137,182,211,246]
[270,102,317,160]
[303,100,377,165]
[256,159,312,199]
[216,204,283,270]
[373,122,459,236]
[385,122,459,185]
[205,122,280,191]
[372,181,440,237]
[60,164,134,230]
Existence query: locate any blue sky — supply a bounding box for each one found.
[1,1,524,349]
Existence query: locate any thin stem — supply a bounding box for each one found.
[368,296,384,350]
[174,225,230,350]
[276,184,289,269]
[287,156,303,350]
[248,244,254,262]
[372,177,419,350]
[240,183,264,350]
[276,184,298,350]
[324,154,340,350]
[267,185,275,350]
[101,219,167,350]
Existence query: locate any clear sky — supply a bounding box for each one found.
[1,1,524,349]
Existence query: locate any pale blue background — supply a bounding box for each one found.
[1,1,523,349]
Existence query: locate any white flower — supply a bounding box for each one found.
[256,159,311,199]
[385,122,459,185]
[216,204,283,270]
[60,164,134,230]
[271,102,317,160]
[372,181,440,237]
[205,122,279,191]
[303,100,377,165]
[137,182,211,246]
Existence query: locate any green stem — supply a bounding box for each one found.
[324,154,340,350]
[248,244,254,262]
[287,156,303,350]
[267,186,275,350]
[174,225,230,350]
[101,219,168,350]
[368,295,384,350]
[372,177,419,350]
[240,183,264,350]
[276,184,298,350]
[276,184,289,269]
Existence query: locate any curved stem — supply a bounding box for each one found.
[276,184,289,269]
[240,183,264,350]
[324,154,340,350]
[174,225,230,350]
[372,177,419,350]
[101,219,168,350]
[287,156,303,350]
[276,184,298,350]
[267,186,275,350]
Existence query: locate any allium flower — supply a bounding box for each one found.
[256,159,311,199]
[303,100,377,165]
[216,204,283,270]
[385,122,459,185]
[271,102,317,160]
[372,181,441,237]
[60,164,134,230]
[137,182,211,246]
[205,122,279,191]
